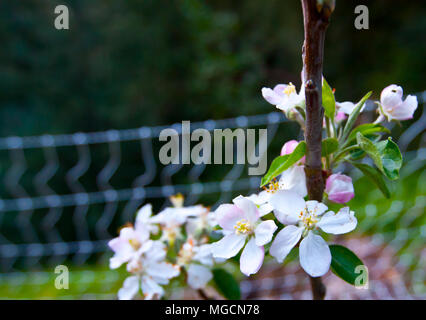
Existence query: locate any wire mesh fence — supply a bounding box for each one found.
[0,91,424,299]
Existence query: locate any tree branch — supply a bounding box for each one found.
[301,0,333,300]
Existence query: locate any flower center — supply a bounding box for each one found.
[283,83,296,96]
[128,238,141,250]
[177,240,195,266]
[234,219,252,235]
[263,178,281,193]
[299,210,318,230]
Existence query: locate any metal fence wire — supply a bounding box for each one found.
[0,91,425,299]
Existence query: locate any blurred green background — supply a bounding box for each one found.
[0,0,424,299]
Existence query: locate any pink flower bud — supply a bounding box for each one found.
[280,140,305,164]
[335,111,347,122]
[325,173,354,204]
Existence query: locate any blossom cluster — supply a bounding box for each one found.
[108,194,219,300]
[109,78,417,299]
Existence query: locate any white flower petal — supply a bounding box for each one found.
[240,237,264,276]
[233,196,259,223]
[211,233,246,259]
[262,87,284,105]
[279,165,308,197]
[305,200,328,216]
[258,203,274,216]
[145,241,167,262]
[254,220,277,246]
[269,190,305,224]
[141,275,164,300]
[118,276,139,300]
[299,231,331,277]
[136,203,152,223]
[193,244,214,266]
[317,207,357,234]
[269,225,303,263]
[215,204,245,231]
[147,262,180,280]
[187,264,213,289]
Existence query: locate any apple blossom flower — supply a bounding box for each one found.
[118,241,180,300]
[247,163,308,217]
[185,208,217,237]
[150,194,208,243]
[211,196,277,276]
[378,84,418,121]
[269,190,357,277]
[325,173,355,204]
[262,83,305,113]
[177,238,214,289]
[108,218,151,269]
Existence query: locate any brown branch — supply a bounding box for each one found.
[301,0,333,300]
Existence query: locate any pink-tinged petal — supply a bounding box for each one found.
[240,237,264,276]
[269,190,305,224]
[299,231,331,277]
[108,236,127,253]
[215,204,245,231]
[118,276,139,300]
[187,264,213,289]
[211,233,246,259]
[317,207,357,235]
[254,220,277,246]
[262,87,284,105]
[233,196,259,223]
[390,95,418,120]
[269,225,303,263]
[381,84,403,110]
[325,173,354,204]
[141,275,164,300]
[273,84,288,96]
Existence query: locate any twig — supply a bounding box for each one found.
[301,0,333,300]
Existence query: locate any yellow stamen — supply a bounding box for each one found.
[234,219,252,235]
[283,83,296,96]
[128,238,141,250]
[262,178,280,193]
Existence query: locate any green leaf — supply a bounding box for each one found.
[260,141,306,187]
[347,123,390,144]
[330,245,366,286]
[351,162,391,198]
[376,138,402,180]
[322,78,335,119]
[341,91,372,142]
[212,268,241,300]
[356,133,402,180]
[356,132,384,172]
[321,137,339,157]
